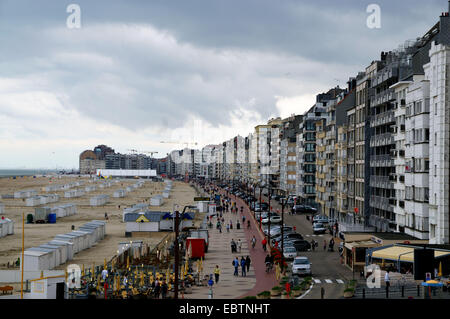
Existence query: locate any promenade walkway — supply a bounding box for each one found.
[187,186,278,299]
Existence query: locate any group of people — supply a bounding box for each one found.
[232,256,251,277]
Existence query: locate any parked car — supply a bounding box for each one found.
[283,247,298,260]
[272,232,303,245]
[313,215,329,224]
[313,222,327,234]
[291,256,312,276]
[269,225,293,237]
[254,202,269,212]
[292,204,306,213]
[289,240,311,251]
[262,215,282,224]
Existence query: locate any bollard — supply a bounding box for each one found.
[362,288,365,299]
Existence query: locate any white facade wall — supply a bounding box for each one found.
[426,42,450,244]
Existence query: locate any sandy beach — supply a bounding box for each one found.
[0,176,200,271]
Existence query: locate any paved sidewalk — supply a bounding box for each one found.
[187,210,256,299]
[187,186,278,299]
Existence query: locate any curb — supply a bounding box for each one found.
[297,282,314,299]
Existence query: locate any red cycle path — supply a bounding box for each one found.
[215,188,279,298]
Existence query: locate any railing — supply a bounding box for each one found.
[370,175,394,189]
[370,155,394,167]
[370,195,394,212]
[370,133,394,147]
[370,110,395,127]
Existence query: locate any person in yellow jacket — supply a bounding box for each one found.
[214,265,221,283]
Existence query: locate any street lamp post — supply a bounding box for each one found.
[174,205,196,299]
[268,186,271,245]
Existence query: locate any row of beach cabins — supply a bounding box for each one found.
[23,220,106,271]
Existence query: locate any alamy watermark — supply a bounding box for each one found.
[66,4,81,29]
[66,264,81,289]
[365,264,382,288]
[366,4,381,29]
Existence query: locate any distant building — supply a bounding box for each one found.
[79,150,105,174]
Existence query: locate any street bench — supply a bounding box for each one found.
[0,286,14,295]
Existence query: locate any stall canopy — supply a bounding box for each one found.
[371,245,450,262]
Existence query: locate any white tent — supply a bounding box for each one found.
[4,218,14,235]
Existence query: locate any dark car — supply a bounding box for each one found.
[272,232,303,244]
[254,202,269,212]
[293,204,306,213]
[290,240,311,252]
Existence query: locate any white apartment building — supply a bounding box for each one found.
[425,42,450,244]
[390,81,409,233]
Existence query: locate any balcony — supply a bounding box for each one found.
[370,132,394,147]
[370,110,395,127]
[370,175,394,189]
[370,195,394,212]
[370,154,394,167]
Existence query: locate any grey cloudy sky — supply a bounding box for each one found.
[0,0,447,168]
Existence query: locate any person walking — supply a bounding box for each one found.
[251,235,256,249]
[311,239,316,251]
[154,279,160,299]
[237,239,242,252]
[161,280,168,299]
[323,239,327,251]
[233,257,239,276]
[247,220,251,229]
[214,265,221,283]
[230,239,236,253]
[385,270,390,289]
[240,257,246,277]
[226,223,230,233]
[262,238,267,252]
[218,222,222,233]
[245,256,251,273]
[230,220,233,230]
[242,214,246,224]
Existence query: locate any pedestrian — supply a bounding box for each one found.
[245,255,251,272]
[104,212,108,220]
[262,238,267,252]
[251,236,256,249]
[154,279,161,299]
[385,270,390,288]
[242,215,246,224]
[247,220,251,229]
[323,239,327,251]
[230,220,233,230]
[237,220,240,229]
[161,280,168,299]
[311,239,316,251]
[226,223,230,233]
[237,239,242,252]
[101,268,108,281]
[214,265,220,283]
[240,257,246,277]
[218,223,222,233]
[233,257,239,276]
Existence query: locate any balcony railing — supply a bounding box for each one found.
[370,110,395,127]
[370,175,394,189]
[370,132,394,147]
[370,195,394,212]
[370,154,394,167]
